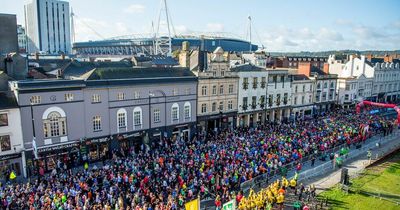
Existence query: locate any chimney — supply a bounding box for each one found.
[366,54,372,61]
[35,52,39,60]
[298,61,311,77]
[323,63,329,74]
[179,41,190,68]
[384,54,393,63]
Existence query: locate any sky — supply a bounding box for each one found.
[2,0,400,52]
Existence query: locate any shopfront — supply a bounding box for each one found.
[0,153,22,181]
[85,137,110,162]
[30,142,80,173]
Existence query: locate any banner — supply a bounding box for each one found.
[32,137,38,159]
[222,199,236,210]
[185,198,200,210]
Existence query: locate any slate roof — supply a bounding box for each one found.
[310,66,327,75]
[230,63,265,72]
[292,74,310,81]
[84,67,196,80]
[62,60,133,78]
[0,91,18,109]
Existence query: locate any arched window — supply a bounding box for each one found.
[184,102,191,119]
[133,107,142,128]
[117,108,127,130]
[43,107,67,138]
[171,103,179,121]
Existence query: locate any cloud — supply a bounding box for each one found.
[123,4,145,14]
[353,26,385,39]
[206,23,224,32]
[335,19,354,27]
[275,36,298,46]
[318,28,343,41]
[174,25,188,35]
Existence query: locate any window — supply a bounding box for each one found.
[201,86,207,96]
[212,102,217,112]
[43,111,67,138]
[172,88,178,96]
[283,93,288,105]
[0,135,11,152]
[92,94,101,103]
[309,95,312,103]
[0,113,8,127]
[276,94,281,106]
[134,91,140,99]
[117,93,125,100]
[295,85,298,93]
[171,103,179,121]
[268,95,273,107]
[302,85,305,92]
[228,100,233,110]
[345,84,350,91]
[212,85,217,95]
[310,85,313,91]
[30,95,41,104]
[221,71,225,77]
[154,109,160,122]
[261,77,266,88]
[228,84,234,93]
[133,108,142,126]
[93,116,101,131]
[117,109,127,129]
[219,101,224,111]
[322,92,327,101]
[185,88,191,95]
[324,82,328,88]
[317,83,321,90]
[242,97,248,110]
[251,96,257,109]
[243,78,249,90]
[219,85,224,94]
[294,97,297,105]
[330,82,334,89]
[184,102,191,119]
[302,96,305,104]
[253,77,258,89]
[344,94,349,101]
[64,93,74,101]
[201,104,207,113]
[260,95,265,108]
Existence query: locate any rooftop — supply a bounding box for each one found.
[0,91,18,109]
[230,63,265,72]
[84,67,196,80]
[291,74,310,81]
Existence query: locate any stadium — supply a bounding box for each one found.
[72,35,258,56]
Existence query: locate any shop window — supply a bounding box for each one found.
[0,135,11,152]
[0,113,8,127]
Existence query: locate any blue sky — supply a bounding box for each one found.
[2,0,400,51]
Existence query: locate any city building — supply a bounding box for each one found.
[290,74,314,119]
[10,67,197,174]
[24,0,71,54]
[327,54,400,104]
[0,14,18,55]
[298,61,338,113]
[0,91,25,180]
[265,69,292,122]
[232,64,269,127]
[275,56,328,69]
[195,47,238,133]
[17,25,27,53]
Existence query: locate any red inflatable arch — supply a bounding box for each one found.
[356,100,400,122]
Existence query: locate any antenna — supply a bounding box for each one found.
[70,7,76,43]
[248,15,252,52]
[154,0,175,55]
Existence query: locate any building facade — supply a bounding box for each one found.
[196,47,238,132]
[232,64,269,127]
[10,67,197,174]
[0,92,25,181]
[0,14,18,55]
[17,25,27,53]
[265,69,292,122]
[290,74,314,119]
[24,0,71,54]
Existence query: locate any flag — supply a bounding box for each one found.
[185,198,200,210]
[9,171,16,180]
[223,199,236,210]
[32,137,38,159]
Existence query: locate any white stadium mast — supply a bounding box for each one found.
[154,0,175,55]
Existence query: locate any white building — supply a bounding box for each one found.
[24,0,71,54]
[328,54,400,103]
[241,51,268,68]
[290,74,314,119]
[17,25,27,53]
[265,69,292,122]
[232,64,269,127]
[0,91,26,180]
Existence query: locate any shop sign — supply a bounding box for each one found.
[37,143,79,153]
[86,137,110,145]
[0,153,21,161]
